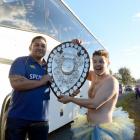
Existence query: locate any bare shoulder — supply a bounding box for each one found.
[109,75,119,84]
[106,75,119,89]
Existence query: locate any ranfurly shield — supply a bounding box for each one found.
[46,41,90,97]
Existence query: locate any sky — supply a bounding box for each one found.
[64,0,140,80]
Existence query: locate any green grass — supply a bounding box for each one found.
[117,93,140,140]
[117,93,134,108]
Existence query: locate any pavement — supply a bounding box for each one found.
[48,123,73,140]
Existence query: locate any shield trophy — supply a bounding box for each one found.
[46,41,90,97]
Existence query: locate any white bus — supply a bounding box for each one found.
[0,0,104,137]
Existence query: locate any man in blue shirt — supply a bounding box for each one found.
[5,36,52,140]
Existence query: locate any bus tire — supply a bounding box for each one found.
[0,93,11,140]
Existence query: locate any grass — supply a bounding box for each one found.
[117,93,140,140]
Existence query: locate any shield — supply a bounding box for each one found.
[46,41,90,97]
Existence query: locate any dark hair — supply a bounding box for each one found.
[92,50,109,59]
[31,36,46,45]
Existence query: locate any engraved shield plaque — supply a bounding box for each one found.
[47,42,90,97]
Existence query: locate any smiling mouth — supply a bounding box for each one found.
[95,68,102,70]
[36,51,44,54]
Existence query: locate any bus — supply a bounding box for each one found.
[0,0,104,138]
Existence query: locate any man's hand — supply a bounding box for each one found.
[70,89,80,97]
[71,39,82,45]
[41,74,52,85]
[58,95,72,104]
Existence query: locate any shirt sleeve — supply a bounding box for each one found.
[9,57,26,76]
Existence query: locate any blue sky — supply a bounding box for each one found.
[64,0,140,80]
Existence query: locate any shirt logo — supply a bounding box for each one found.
[29,74,42,80]
[30,65,36,69]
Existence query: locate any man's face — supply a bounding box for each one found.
[92,55,109,76]
[30,38,47,59]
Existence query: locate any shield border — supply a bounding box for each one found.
[46,41,90,97]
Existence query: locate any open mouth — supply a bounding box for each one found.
[95,67,102,71]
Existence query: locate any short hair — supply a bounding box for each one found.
[92,50,109,59]
[31,36,46,45]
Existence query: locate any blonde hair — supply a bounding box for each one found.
[92,50,109,59]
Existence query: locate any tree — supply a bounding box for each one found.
[118,67,135,86]
[113,73,121,82]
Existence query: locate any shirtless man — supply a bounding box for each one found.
[58,49,119,124]
[58,49,135,140]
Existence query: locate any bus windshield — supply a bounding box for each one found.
[0,0,104,55]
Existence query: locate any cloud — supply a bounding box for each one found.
[133,12,140,18]
[0,3,37,31]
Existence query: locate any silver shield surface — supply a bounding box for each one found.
[47,42,90,97]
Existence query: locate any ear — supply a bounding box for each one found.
[108,61,110,65]
[107,60,110,67]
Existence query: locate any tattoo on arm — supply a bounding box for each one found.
[10,75,27,83]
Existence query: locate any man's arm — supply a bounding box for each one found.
[58,77,119,109]
[9,74,52,91]
[90,77,119,109]
[58,95,94,109]
[87,71,96,81]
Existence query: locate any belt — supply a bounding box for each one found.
[30,121,49,127]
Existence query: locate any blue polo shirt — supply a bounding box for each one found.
[8,56,50,121]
